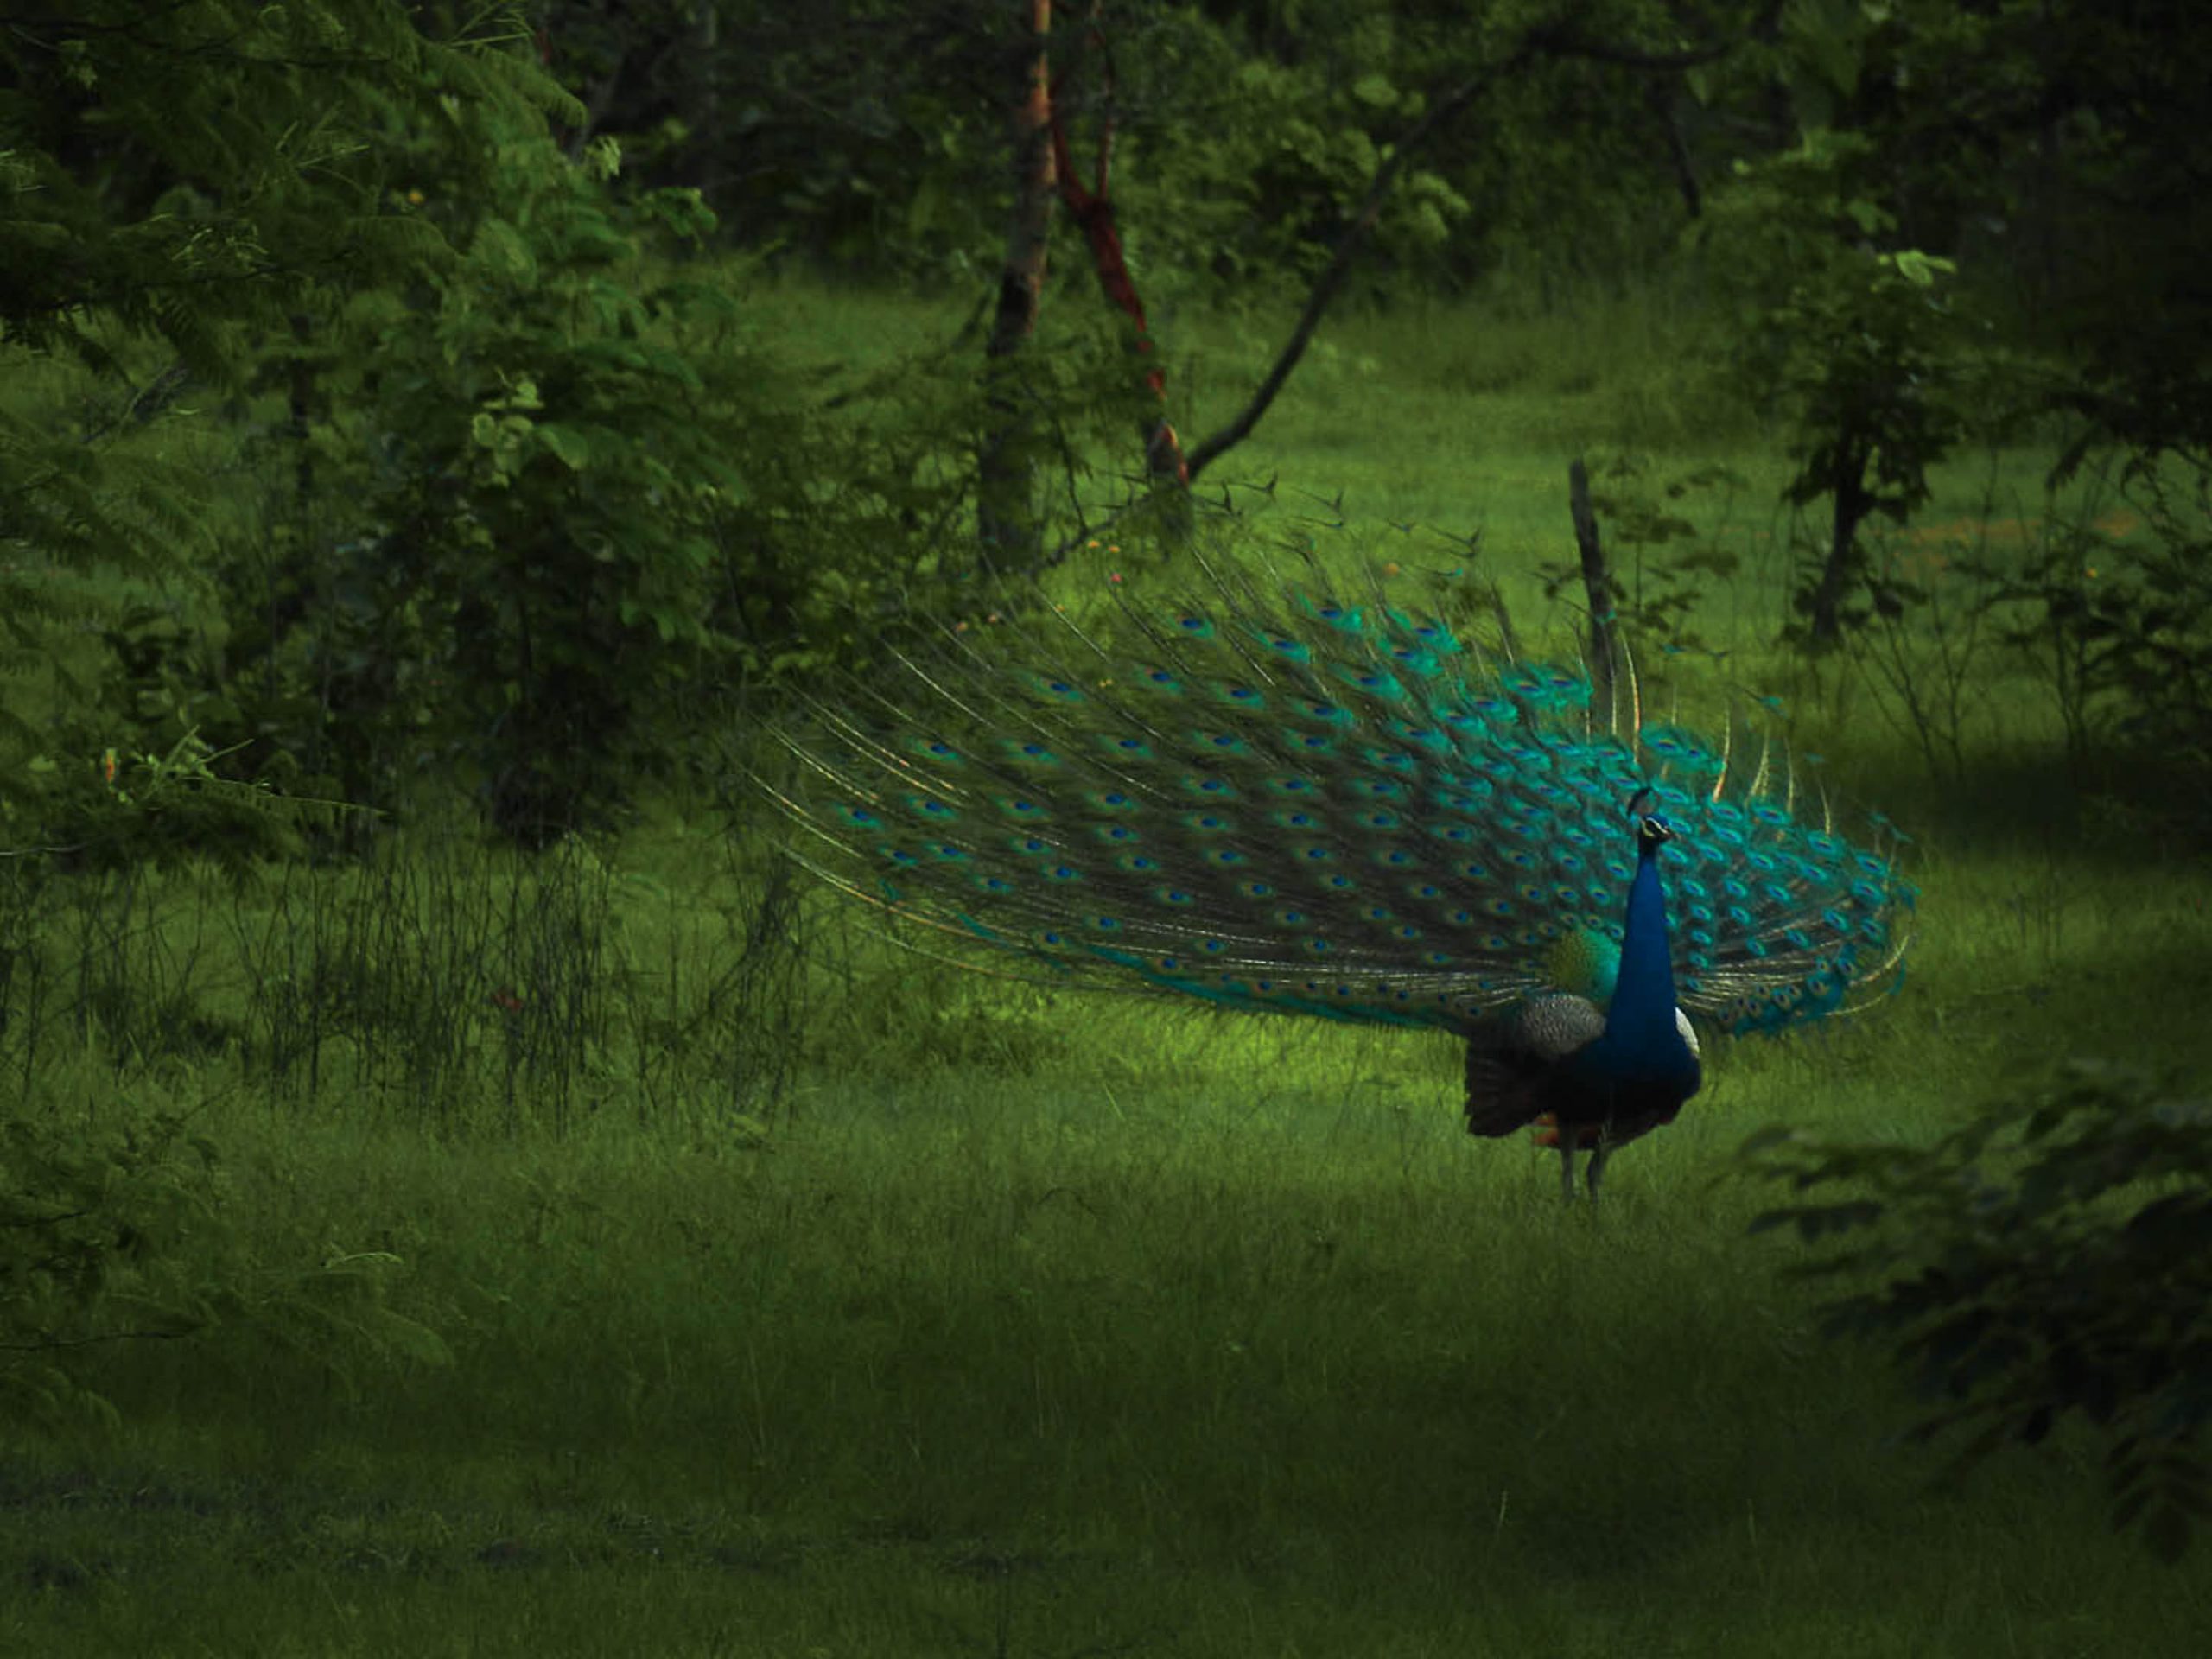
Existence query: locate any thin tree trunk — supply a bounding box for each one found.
[287,311,316,513]
[1808,440,1872,647]
[1650,79,1700,219]
[1567,456,1619,718]
[1049,9,1190,543]
[689,3,721,203]
[563,50,627,161]
[976,0,1056,569]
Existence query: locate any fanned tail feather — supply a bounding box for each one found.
[756,548,1916,1051]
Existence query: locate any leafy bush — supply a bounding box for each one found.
[15,719,325,881]
[1740,1058,2212,1563]
[300,135,769,843]
[1543,453,1748,659]
[1,1105,449,1431]
[1692,130,2005,647]
[1131,58,1471,302]
[0,3,573,861]
[1980,457,2212,817]
[128,122,921,847]
[125,115,1163,848]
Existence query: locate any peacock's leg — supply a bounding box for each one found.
[1586,1133,1611,1204]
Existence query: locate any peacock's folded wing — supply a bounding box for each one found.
[1463,999,1705,1142]
[1462,994,1605,1136]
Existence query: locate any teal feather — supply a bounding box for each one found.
[761,560,1915,1202]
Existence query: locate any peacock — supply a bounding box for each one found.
[759,550,1914,1203]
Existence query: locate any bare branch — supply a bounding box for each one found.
[1185,12,1745,481]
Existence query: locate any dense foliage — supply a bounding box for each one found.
[1,0,575,863]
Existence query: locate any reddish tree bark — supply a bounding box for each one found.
[1048,19,1189,491]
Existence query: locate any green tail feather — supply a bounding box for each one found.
[761,559,1916,1042]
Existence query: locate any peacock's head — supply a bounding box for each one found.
[1624,786,1675,854]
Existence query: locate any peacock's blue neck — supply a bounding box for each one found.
[1595,829,1690,1072]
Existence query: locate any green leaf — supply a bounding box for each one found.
[536,423,592,470]
[1351,73,1397,109]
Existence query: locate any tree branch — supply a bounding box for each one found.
[1185,13,1745,482]
[1185,35,1541,479]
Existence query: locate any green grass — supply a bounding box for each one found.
[5,275,2209,1654]
[4,842,2208,1655]
[4,995,2205,1656]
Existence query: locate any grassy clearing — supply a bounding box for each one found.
[5,280,2207,1653]
[4,827,2206,1654]
[4,1005,2205,1655]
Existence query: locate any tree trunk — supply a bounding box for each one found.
[1567,456,1620,719]
[687,3,722,204]
[288,311,316,512]
[976,0,1056,571]
[1048,8,1190,546]
[1807,439,1872,648]
[563,50,628,162]
[1649,80,1700,219]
